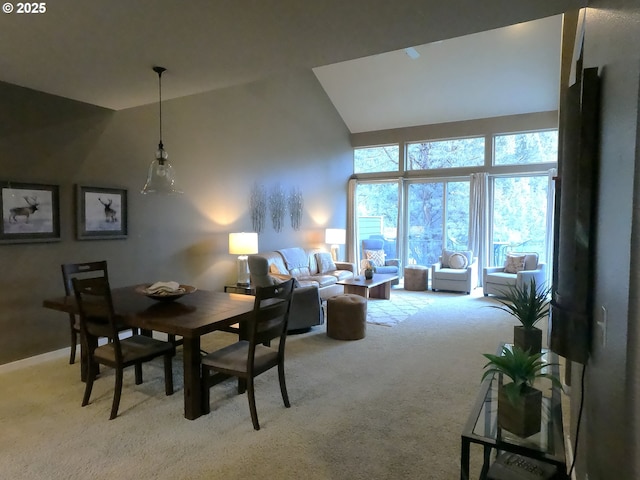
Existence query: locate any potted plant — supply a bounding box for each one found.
[482,345,562,437]
[491,280,551,354]
[363,260,375,280]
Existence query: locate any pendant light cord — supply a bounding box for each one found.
[153,66,166,150]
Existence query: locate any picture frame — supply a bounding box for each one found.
[76,185,128,240]
[0,181,61,244]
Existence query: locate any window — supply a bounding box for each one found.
[407,180,470,265]
[350,124,556,278]
[354,145,399,173]
[491,175,550,265]
[494,131,558,165]
[406,137,484,170]
[355,182,399,262]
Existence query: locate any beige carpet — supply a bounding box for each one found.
[0,287,542,480]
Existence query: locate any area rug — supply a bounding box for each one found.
[366,287,433,326]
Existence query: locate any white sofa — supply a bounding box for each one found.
[483,252,546,297]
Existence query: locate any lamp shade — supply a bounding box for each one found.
[325,228,346,245]
[141,150,182,195]
[229,232,259,255]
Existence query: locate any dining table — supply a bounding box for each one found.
[42,286,255,420]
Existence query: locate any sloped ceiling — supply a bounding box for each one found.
[0,1,579,131]
[314,15,563,133]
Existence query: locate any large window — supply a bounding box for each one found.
[407,180,470,265]
[406,137,484,170]
[351,124,558,277]
[494,131,558,165]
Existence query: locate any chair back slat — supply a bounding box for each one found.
[71,276,123,362]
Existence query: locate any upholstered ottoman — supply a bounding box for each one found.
[404,265,428,291]
[326,294,367,340]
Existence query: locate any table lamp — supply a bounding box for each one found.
[325,228,346,261]
[229,232,258,286]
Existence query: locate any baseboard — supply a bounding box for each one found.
[0,346,70,374]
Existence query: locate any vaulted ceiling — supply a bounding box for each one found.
[0,1,581,131]
[314,15,563,133]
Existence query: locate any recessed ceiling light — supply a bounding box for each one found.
[404,47,420,59]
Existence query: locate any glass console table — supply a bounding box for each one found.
[460,344,567,479]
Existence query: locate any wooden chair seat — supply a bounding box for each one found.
[202,341,278,375]
[94,335,175,366]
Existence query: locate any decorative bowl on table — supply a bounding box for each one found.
[135,281,197,301]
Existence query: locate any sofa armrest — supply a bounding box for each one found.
[288,284,322,331]
[335,261,356,273]
[484,266,505,275]
[468,256,479,274]
[431,261,443,274]
[516,262,547,288]
[385,258,400,267]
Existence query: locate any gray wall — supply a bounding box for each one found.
[577,2,640,479]
[0,69,352,364]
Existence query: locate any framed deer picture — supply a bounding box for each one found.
[76,185,128,240]
[0,181,61,244]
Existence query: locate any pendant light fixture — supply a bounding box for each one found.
[141,66,183,195]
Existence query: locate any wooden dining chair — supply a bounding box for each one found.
[61,261,136,366]
[72,276,175,420]
[201,278,295,430]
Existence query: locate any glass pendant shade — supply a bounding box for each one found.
[141,144,183,195]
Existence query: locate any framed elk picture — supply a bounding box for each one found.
[76,185,128,240]
[0,181,60,244]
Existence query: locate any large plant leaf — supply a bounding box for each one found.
[489,279,551,329]
[481,345,562,396]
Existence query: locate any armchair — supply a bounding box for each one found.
[361,237,400,285]
[483,252,546,297]
[431,249,478,294]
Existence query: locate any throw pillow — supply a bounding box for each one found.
[441,249,455,268]
[449,252,469,269]
[365,249,385,267]
[315,252,337,274]
[504,254,526,274]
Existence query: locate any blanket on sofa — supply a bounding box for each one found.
[278,248,311,276]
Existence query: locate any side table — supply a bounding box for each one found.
[404,265,428,291]
[460,343,567,479]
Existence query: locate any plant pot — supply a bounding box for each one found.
[513,326,542,354]
[498,383,542,437]
[364,269,374,280]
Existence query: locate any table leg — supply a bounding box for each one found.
[370,282,391,299]
[344,285,370,299]
[182,336,202,420]
[461,438,470,480]
[480,445,492,478]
